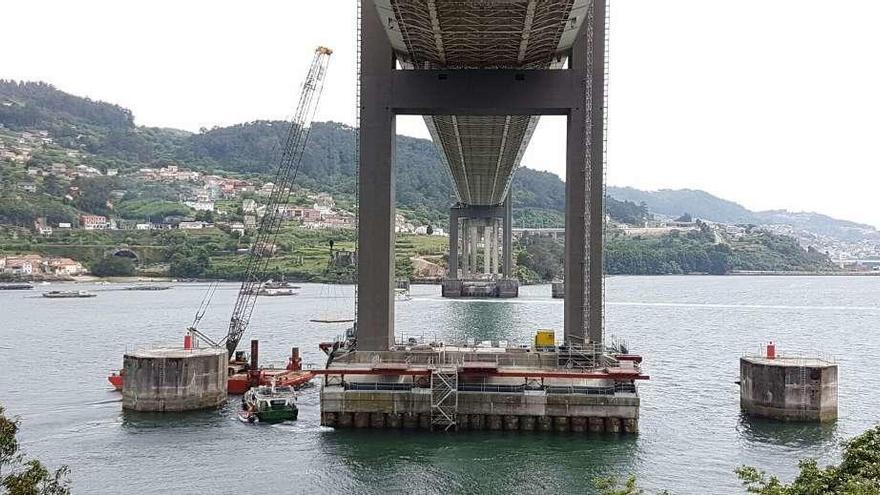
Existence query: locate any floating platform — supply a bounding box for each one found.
[441,278,519,298]
[318,342,645,433]
[740,346,838,422]
[0,283,33,290]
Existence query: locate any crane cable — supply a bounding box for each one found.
[219,47,333,356]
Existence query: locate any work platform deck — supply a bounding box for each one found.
[318,343,645,433]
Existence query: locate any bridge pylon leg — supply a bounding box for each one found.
[357,0,396,351]
[564,0,606,346]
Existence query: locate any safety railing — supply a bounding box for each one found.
[345,382,413,392]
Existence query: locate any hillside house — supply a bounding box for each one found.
[81,215,109,230]
[1,255,44,276]
[45,257,85,276]
[18,181,36,193]
[178,221,210,230]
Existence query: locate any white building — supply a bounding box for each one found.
[184,200,215,212]
[178,221,210,230]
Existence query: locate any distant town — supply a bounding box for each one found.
[0,125,455,236]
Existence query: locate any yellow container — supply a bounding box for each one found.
[534,330,555,347]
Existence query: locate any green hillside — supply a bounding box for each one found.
[1,80,648,228]
[0,79,840,280]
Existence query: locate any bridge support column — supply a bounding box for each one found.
[448,208,459,280]
[564,1,606,346]
[503,198,513,278]
[490,220,499,277]
[470,222,478,278]
[482,224,490,276]
[461,219,470,278]
[357,1,396,351]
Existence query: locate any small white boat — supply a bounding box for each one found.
[394,288,412,301]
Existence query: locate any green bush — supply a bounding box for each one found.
[90,255,135,277]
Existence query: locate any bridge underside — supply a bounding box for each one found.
[357,0,607,350]
[375,0,588,205]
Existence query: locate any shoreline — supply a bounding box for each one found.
[6,271,879,286]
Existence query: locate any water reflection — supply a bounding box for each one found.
[448,300,516,343]
[120,404,231,430]
[736,413,840,448]
[322,428,640,493]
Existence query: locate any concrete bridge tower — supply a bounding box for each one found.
[356,0,607,350]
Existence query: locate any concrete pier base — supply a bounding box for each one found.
[354,412,370,428]
[606,417,622,433]
[740,356,838,422]
[403,413,418,429]
[441,278,519,298]
[122,347,227,412]
[503,415,520,431]
[470,414,485,431]
[487,415,503,431]
[387,413,403,429]
[323,411,640,434]
[553,416,570,432]
[338,412,353,428]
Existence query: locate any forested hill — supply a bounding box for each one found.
[0,80,646,226]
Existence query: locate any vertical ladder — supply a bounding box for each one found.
[430,366,458,431]
[799,361,809,418]
[158,358,166,387]
[600,0,611,344]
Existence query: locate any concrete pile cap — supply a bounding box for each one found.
[126,347,226,359]
[743,356,835,368]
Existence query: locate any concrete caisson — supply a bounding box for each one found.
[740,356,838,422]
[122,347,227,412]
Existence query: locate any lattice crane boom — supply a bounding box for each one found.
[219,46,332,357]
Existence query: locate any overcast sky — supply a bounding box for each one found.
[3,1,878,227]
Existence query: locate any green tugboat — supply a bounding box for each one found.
[238,383,299,424]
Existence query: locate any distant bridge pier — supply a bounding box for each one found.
[441,203,518,298]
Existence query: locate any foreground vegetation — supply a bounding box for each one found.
[1,405,71,494]
[596,425,880,494]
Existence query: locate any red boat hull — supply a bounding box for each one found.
[108,373,123,391]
